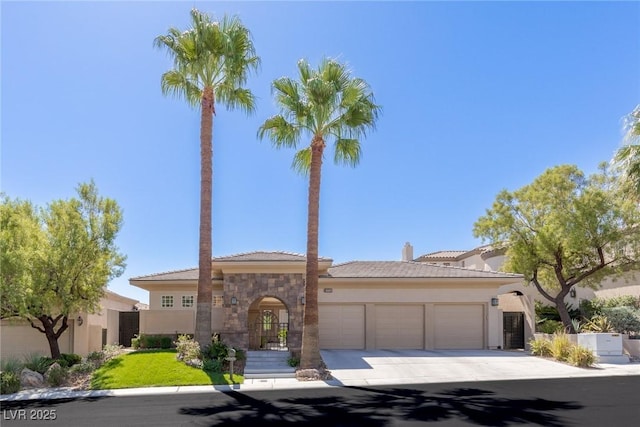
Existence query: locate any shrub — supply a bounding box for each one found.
[0,357,23,375]
[203,358,222,373]
[581,296,640,318]
[566,345,596,368]
[23,353,54,374]
[536,319,563,334]
[601,307,640,334]
[86,351,105,368]
[102,344,124,361]
[160,336,173,349]
[45,363,67,387]
[530,337,552,357]
[0,371,21,394]
[131,336,140,349]
[203,340,228,361]
[549,333,572,362]
[57,353,81,368]
[175,335,201,362]
[68,362,95,375]
[583,315,614,333]
[287,356,300,367]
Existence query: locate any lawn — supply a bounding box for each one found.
[90,349,242,389]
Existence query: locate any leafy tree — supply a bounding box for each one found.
[155,9,260,346]
[614,105,640,197]
[474,164,640,333]
[258,58,380,372]
[1,182,126,358]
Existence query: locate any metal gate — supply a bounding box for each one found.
[251,311,288,350]
[119,311,140,347]
[503,312,525,349]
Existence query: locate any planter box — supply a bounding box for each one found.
[578,333,629,364]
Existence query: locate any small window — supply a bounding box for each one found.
[212,296,223,307]
[182,295,194,308]
[161,295,174,308]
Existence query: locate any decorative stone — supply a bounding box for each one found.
[295,368,332,381]
[20,368,45,388]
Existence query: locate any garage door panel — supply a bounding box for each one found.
[375,305,423,349]
[434,304,484,349]
[319,305,365,349]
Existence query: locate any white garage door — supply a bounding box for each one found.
[319,305,365,349]
[434,304,484,349]
[375,305,424,349]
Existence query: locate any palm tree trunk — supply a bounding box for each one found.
[300,135,325,370]
[195,86,214,347]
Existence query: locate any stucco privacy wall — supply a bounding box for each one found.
[219,273,305,352]
[1,319,74,360]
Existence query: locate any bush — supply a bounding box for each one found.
[131,336,140,349]
[202,358,222,373]
[287,356,300,367]
[68,362,95,375]
[567,345,596,368]
[160,336,173,349]
[529,338,552,357]
[0,358,23,375]
[601,307,640,334]
[203,340,228,361]
[0,371,21,394]
[581,296,640,318]
[45,363,67,387]
[583,315,614,333]
[536,319,564,334]
[86,351,105,368]
[549,333,572,362]
[102,344,124,361]
[23,353,54,374]
[57,353,81,368]
[175,335,201,362]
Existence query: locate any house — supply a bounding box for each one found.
[0,290,141,360]
[129,248,525,355]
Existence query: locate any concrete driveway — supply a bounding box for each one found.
[320,349,640,386]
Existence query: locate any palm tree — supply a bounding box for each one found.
[614,105,640,197]
[258,58,380,373]
[155,9,260,347]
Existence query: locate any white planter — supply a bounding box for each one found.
[577,333,629,364]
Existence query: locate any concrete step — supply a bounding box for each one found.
[244,350,296,379]
[245,372,296,379]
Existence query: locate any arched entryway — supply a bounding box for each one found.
[248,297,289,350]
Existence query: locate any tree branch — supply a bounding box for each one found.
[530,270,556,303]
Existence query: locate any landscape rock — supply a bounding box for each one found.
[20,368,45,388]
[295,368,332,381]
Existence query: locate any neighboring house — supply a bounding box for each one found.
[129,250,524,355]
[414,242,640,342]
[0,290,140,360]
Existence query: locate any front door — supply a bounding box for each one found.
[503,312,525,350]
[119,311,139,347]
[253,310,288,350]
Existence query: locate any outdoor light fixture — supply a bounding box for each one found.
[570,288,576,298]
[300,296,305,305]
[231,296,238,305]
[490,297,499,307]
[76,316,83,326]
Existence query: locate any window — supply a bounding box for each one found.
[161,295,174,308]
[182,295,194,308]
[212,296,223,307]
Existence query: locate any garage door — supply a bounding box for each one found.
[375,305,424,349]
[319,305,365,349]
[434,304,484,349]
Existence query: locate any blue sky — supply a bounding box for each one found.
[2,1,639,304]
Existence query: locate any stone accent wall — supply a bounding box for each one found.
[218,273,304,353]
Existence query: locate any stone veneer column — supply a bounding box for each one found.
[219,273,304,354]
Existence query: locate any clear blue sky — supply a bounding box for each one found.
[2,1,639,304]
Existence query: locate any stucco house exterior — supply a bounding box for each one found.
[0,290,141,360]
[129,250,524,355]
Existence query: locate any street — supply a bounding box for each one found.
[1,376,639,426]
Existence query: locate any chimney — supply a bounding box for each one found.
[402,242,414,261]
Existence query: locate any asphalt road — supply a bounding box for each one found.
[1,376,639,426]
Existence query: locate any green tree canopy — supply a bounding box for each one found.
[0,182,126,358]
[473,164,640,332]
[614,104,640,197]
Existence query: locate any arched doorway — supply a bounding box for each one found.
[248,297,289,350]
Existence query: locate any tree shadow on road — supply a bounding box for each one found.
[178,384,581,426]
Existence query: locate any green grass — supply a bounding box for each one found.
[90,349,242,390]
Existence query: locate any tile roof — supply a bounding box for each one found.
[213,251,332,262]
[131,267,200,281]
[416,250,468,260]
[327,261,522,279]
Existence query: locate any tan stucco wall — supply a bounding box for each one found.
[1,319,74,360]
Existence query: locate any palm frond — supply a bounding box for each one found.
[334,138,361,167]
[292,147,312,176]
[257,115,301,148]
[160,70,202,108]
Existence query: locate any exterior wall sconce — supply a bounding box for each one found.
[300,296,305,305]
[569,288,576,298]
[76,316,84,326]
[230,296,238,305]
[490,297,499,307]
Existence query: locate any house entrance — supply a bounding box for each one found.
[248,297,289,350]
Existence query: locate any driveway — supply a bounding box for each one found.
[320,349,640,386]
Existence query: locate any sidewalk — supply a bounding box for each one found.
[2,350,639,402]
